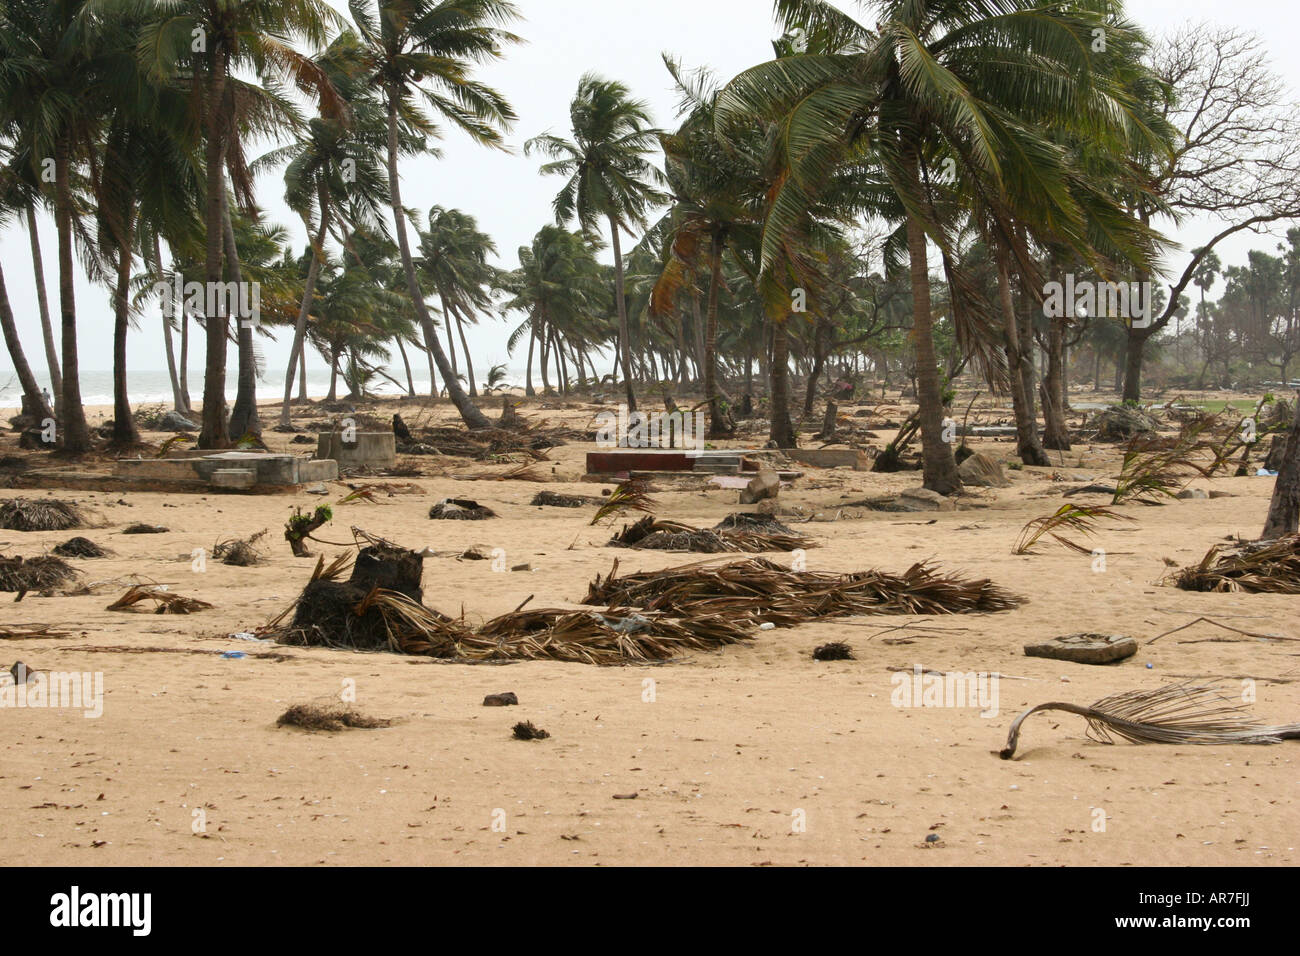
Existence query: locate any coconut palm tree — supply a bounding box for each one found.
[717,0,1171,492]
[349,0,520,431]
[526,74,667,413]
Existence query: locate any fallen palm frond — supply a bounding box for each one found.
[156,434,193,457]
[449,462,549,482]
[0,623,72,639]
[1170,534,1300,594]
[337,488,378,505]
[0,554,79,593]
[531,490,601,508]
[590,480,656,526]
[1113,418,1224,505]
[583,557,1022,625]
[121,522,169,534]
[52,537,109,558]
[609,514,814,553]
[277,703,391,732]
[813,642,853,661]
[1013,505,1131,555]
[513,720,550,740]
[213,529,268,566]
[259,551,752,663]
[1000,680,1300,758]
[428,498,497,520]
[106,585,213,614]
[0,498,85,532]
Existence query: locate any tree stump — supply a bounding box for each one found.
[1262,392,1300,539]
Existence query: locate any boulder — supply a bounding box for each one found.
[1094,405,1158,441]
[957,452,1010,488]
[159,410,199,432]
[896,487,955,512]
[739,468,781,504]
[1024,633,1138,665]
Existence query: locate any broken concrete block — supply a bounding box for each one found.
[740,468,781,505]
[897,487,955,512]
[1024,633,1138,665]
[957,452,1010,488]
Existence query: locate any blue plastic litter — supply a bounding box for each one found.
[220,651,247,659]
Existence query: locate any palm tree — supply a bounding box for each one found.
[350,0,521,431]
[526,74,666,414]
[718,0,1170,492]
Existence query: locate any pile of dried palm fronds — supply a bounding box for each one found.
[106,585,213,614]
[52,537,109,558]
[609,515,814,554]
[1112,418,1225,504]
[0,554,79,593]
[213,529,268,566]
[277,703,391,731]
[428,498,497,520]
[1001,680,1300,758]
[582,557,1022,626]
[1171,534,1300,594]
[0,498,85,532]
[1013,504,1131,554]
[531,490,601,508]
[260,552,752,663]
[449,463,548,482]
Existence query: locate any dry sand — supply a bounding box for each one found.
[1,394,1296,866]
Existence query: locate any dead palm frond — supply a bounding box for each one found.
[0,498,85,532]
[1112,418,1224,504]
[106,585,213,614]
[212,529,268,566]
[1013,505,1131,555]
[1001,681,1300,758]
[0,554,79,593]
[610,515,815,553]
[590,481,657,526]
[1171,534,1300,594]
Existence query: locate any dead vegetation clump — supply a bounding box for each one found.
[812,642,854,661]
[213,529,268,566]
[106,585,213,614]
[276,703,392,732]
[428,498,497,520]
[121,523,169,534]
[512,720,550,740]
[0,554,79,593]
[531,490,601,508]
[0,498,85,532]
[52,537,109,558]
[609,515,814,553]
[583,557,1022,625]
[1171,534,1300,594]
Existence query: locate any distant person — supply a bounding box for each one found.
[41,387,54,413]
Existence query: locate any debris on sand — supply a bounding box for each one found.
[484,692,518,706]
[512,720,550,740]
[449,463,548,482]
[608,514,814,553]
[284,504,333,557]
[213,529,268,566]
[812,642,854,661]
[52,537,109,558]
[106,585,213,614]
[0,623,72,639]
[1023,633,1137,664]
[0,498,85,532]
[429,498,497,520]
[590,481,656,526]
[531,490,601,508]
[0,554,79,594]
[1000,681,1300,759]
[262,548,753,663]
[583,557,1022,627]
[121,523,169,535]
[276,703,392,732]
[1171,534,1300,594]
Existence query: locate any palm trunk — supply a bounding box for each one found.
[454,308,477,396]
[111,212,140,445]
[385,92,489,429]
[26,205,62,400]
[608,213,636,412]
[298,346,308,401]
[224,188,260,438]
[525,323,537,396]
[397,337,416,396]
[769,319,796,447]
[439,292,459,377]
[1043,313,1071,450]
[325,344,340,402]
[179,299,191,413]
[280,197,330,427]
[903,191,960,493]
[53,136,91,452]
[199,54,231,449]
[998,251,1049,465]
[154,237,187,415]
[0,259,53,422]
[704,232,730,437]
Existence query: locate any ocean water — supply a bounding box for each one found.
[0,367,536,413]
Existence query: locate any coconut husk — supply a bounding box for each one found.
[428,498,497,520]
[582,557,1022,625]
[1171,534,1300,594]
[52,537,109,558]
[0,498,85,532]
[106,585,212,614]
[0,555,79,593]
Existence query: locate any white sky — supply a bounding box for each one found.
[2,0,1298,381]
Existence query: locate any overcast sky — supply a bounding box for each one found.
[3,0,1298,385]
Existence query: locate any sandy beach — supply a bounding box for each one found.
[0,392,1295,867]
